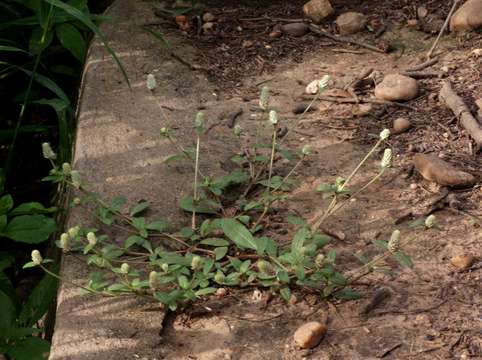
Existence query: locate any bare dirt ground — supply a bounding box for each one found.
[140,1,482,359]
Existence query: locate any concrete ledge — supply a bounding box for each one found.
[49,1,238,358]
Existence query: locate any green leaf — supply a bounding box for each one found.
[333,288,362,300]
[180,196,220,214]
[10,202,57,216]
[211,171,249,190]
[286,215,307,226]
[316,183,336,193]
[277,270,289,284]
[19,267,59,326]
[29,26,53,54]
[0,45,28,53]
[239,260,251,273]
[124,235,144,249]
[110,196,126,211]
[0,195,13,215]
[195,287,216,297]
[280,287,291,301]
[0,215,7,231]
[200,238,229,247]
[0,288,16,335]
[6,336,50,360]
[394,251,413,268]
[214,247,228,260]
[43,0,130,87]
[129,201,149,216]
[372,239,388,250]
[19,68,69,104]
[3,215,56,243]
[326,250,337,264]
[292,227,310,256]
[178,275,190,290]
[56,23,86,61]
[146,220,169,232]
[221,218,257,250]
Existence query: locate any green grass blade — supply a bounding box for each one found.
[42,0,130,87]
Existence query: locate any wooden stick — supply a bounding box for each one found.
[301,94,415,109]
[400,70,442,79]
[439,81,482,149]
[406,58,438,72]
[308,24,387,54]
[426,0,460,59]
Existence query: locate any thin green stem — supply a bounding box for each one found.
[192,134,200,229]
[39,263,112,297]
[6,4,54,172]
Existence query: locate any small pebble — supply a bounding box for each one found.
[293,322,327,349]
[450,254,476,269]
[410,183,418,190]
[392,117,411,134]
[202,12,216,22]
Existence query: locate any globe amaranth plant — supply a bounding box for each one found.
[25,80,435,312]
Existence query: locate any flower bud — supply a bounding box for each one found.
[159,127,168,137]
[191,255,202,270]
[161,263,169,272]
[425,214,436,228]
[42,142,57,160]
[68,226,80,238]
[388,229,401,253]
[70,170,81,189]
[149,271,159,290]
[259,86,269,111]
[73,197,81,205]
[381,148,392,169]
[87,232,97,246]
[315,253,325,267]
[31,250,43,265]
[301,145,312,156]
[257,260,272,273]
[268,110,278,125]
[195,112,204,133]
[146,73,157,91]
[214,272,225,283]
[62,162,72,175]
[233,124,242,137]
[60,233,70,251]
[120,263,130,274]
[379,128,390,140]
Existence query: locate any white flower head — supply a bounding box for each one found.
[302,145,312,156]
[259,86,269,111]
[73,197,81,205]
[62,163,72,175]
[149,271,159,290]
[120,263,130,274]
[31,250,43,265]
[388,229,401,253]
[381,148,392,168]
[146,73,157,91]
[191,255,202,270]
[42,142,57,160]
[380,128,390,140]
[161,263,169,272]
[68,226,80,239]
[60,233,70,251]
[268,110,278,125]
[87,232,97,246]
[315,253,325,267]
[425,214,436,228]
[233,124,242,137]
[70,170,81,189]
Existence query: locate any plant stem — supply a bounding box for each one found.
[39,263,111,297]
[310,138,384,232]
[192,134,201,229]
[6,4,54,173]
